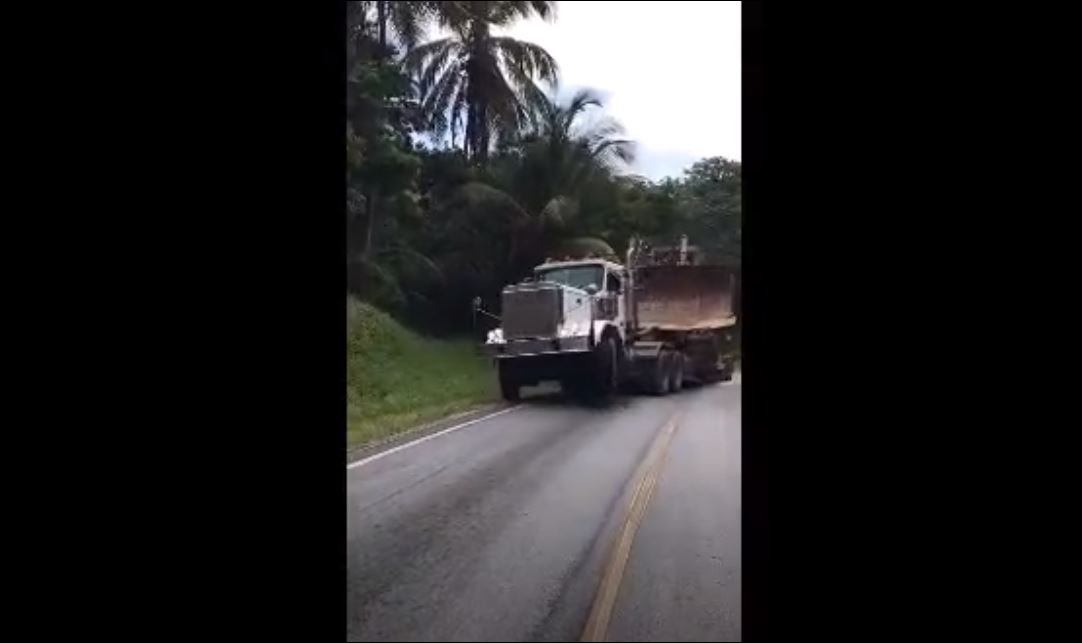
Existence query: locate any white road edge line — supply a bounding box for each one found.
[347,405,522,470]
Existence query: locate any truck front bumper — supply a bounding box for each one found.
[485,335,591,358]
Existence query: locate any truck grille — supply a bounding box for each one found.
[502,286,562,339]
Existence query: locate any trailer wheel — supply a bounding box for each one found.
[718,359,734,382]
[498,362,521,402]
[671,354,685,392]
[649,352,671,396]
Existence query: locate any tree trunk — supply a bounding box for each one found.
[478,99,489,166]
[376,1,387,55]
[464,106,471,161]
[466,101,478,163]
[362,186,379,261]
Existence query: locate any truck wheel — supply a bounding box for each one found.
[593,336,618,398]
[498,362,521,402]
[671,355,685,392]
[650,353,671,396]
[718,359,734,382]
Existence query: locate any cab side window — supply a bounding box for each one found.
[606,272,621,293]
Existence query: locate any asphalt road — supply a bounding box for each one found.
[347,378,741,642]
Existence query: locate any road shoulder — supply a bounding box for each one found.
[346,401,514,466]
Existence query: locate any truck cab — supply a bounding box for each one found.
[532,258,627,343]
[485,258,626,400]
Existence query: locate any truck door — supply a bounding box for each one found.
[606,271,623,323]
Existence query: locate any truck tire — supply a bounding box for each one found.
[498,362,521,401]
[671,354,685,392]
[717,359,734,382]
[649,352,670,396]
[592,336,618,398]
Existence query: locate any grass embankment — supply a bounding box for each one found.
[347,298,497,448]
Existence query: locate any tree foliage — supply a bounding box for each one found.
[405,1,558,164]
[672,157,742,264]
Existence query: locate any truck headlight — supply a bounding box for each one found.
[486,329,505,344]
[558,324,582,338]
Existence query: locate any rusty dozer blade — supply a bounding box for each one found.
[635,264,737,331]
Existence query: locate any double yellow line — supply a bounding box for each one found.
[580,412,681,642]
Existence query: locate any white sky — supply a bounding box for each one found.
[502,1,741,181]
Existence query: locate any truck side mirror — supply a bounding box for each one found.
[472,296,482,311]
[585,284,599,295]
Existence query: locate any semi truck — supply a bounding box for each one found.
[480,236,739,401]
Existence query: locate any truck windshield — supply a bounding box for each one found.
[536,265,604,291]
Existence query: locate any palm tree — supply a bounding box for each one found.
[529,88,635,213]
[406,1,559,165]
[347,1,436,268]
[476,88,636,272]
[380,1,443,55]
[348,1,440,61]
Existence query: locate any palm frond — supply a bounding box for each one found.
[559,237,617,259]
[423,65,462,138]
[454,181,531,222]
[449,81,468,147]
[379,243,446,284]
[505,65,550,132]
[591,138,637,167]
[435,1,473,32]
[492,37,559,86]
[561,89,603,133]
[529,0,557,20]
[472,57,529,142]
[420,44,463,97]
[583,116,625,140]
[388,1,437,52]
[490,1,556,25]
[404,37,457,78]
[539,195,579,228]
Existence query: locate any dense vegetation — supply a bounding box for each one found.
[347,1,741,335]
[348,298,495,447]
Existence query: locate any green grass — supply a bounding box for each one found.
[347,298,498,449]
